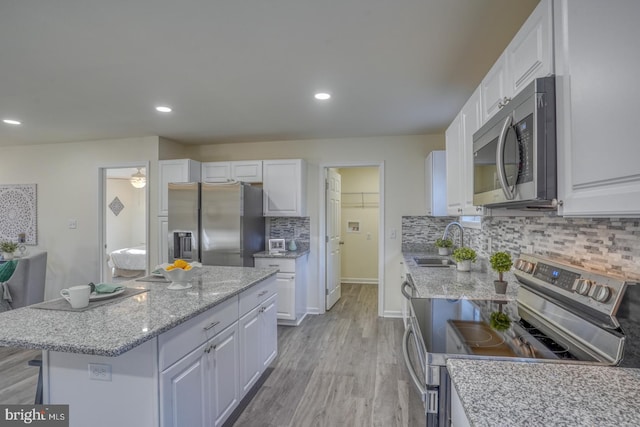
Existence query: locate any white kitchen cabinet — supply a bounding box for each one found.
[481,0,553,123]
[425,151,447,216]
[263,159,307,216]
[160,341,209,427]
[202,160,263,183]
[158,216,168,265]
[238,278,278,396]
[445,115,464,216]
[158,159,201,216]
[255,255,308,326]
[208,324,240,427]
[160,323,239,427]
[446,87,485,216]
[450,383,472,427]
[554,0,640,216]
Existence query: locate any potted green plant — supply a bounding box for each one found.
[490,251,513,294]
[451,247,477,272]
[490,310,511,331]
[434,238,453,255]
[0,241,18,260]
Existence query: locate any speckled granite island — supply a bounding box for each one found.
[0,266,278,427]
[447,359,640,427]
[402,251,519,299]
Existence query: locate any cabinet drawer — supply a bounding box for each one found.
[239,276,277,316]
[255,257,295,273]
[159,296,239,370]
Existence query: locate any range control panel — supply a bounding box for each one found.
[513,254,632,318]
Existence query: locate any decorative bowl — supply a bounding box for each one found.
[158,262,202,290]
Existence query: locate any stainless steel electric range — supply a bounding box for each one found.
[403,254,640,427]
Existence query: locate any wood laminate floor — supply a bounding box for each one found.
[0,346,40,404]
[0,283,424,426]
[231,283,423,427]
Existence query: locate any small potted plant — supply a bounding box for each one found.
[490,310,511,331]
[490,251,513,294]
[451,246,477,272]
[434,238,453,255]
[0,241,18,260]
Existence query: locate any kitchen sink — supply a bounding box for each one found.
[413,257,455,267]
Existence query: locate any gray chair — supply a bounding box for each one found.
[4,251,47,309]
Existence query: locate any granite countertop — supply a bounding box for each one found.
[403,250,519,299]
[254,245,310,259]
[0,266,278,357]
[447,359,640,427]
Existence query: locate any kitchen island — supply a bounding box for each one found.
[0,266,279,427]
[447,359,640,427]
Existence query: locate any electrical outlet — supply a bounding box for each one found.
[88,363,112,381]
[487,237,492,252]
[390,229,397,239]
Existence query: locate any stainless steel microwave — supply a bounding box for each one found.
[472,76,557,209]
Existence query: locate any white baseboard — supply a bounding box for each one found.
[340,277,379,285]
[383,310,403,318]
[306,307,322,315]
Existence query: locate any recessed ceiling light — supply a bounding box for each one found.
[3,119,22,125]
[155,106,172,113]
[314,93,331,100]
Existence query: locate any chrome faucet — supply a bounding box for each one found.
[442,221,464,248]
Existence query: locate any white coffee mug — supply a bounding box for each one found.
[60,285,91,309]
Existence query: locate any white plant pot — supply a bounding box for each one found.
[457,260,471,272]
[438,247,450,256]
[2,252,14,260]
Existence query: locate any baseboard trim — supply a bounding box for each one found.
[306,307,322,315]
[341,278,379,285]
[383,310,403,318]
[278,312,308,327]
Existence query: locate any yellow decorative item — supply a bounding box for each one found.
[158,261,202,290]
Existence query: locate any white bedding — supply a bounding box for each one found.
[109,245,146,271]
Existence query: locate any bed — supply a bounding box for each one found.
[108,245,147,278]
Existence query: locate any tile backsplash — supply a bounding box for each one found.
[403,215,640,281]
[267,217,310,246]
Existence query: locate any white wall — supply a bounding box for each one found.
[339,167,379,284]
[188,134,444,316]
[0,136,160,299]
[106,178,146,252]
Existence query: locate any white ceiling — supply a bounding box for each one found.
[0,0,538,147]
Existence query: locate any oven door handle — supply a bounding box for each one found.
[402,323,427,399]
[401,280,414,300]
[496,114,516,200]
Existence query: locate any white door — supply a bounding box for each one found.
[325,168,342,310]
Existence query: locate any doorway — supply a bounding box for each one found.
[320,162,384,316]
[98,163,149,283]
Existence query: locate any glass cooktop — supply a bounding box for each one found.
[410,297,607,363]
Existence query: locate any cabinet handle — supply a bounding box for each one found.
[257,290,268,297]
[203,321,220,331]
[268,264,279,267]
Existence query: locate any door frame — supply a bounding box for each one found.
[97,161,150,283]
[318,161,385,317]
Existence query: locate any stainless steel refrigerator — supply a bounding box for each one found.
[167,181,265,267]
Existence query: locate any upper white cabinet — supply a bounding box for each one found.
[425,151,448,216]
[263,159,307,217]
[554,0,640,216]
[446,87,485,216]
[482,0,553,123]
[202,161,263,183]
[446,115,464,216]
[158,159,201,216]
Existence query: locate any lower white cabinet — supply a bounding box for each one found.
[255,255,308,326]
[239,293,278,395]
[450,383,471,427]
[160,323,239,427]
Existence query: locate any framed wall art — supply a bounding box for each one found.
[0,184,37,244]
